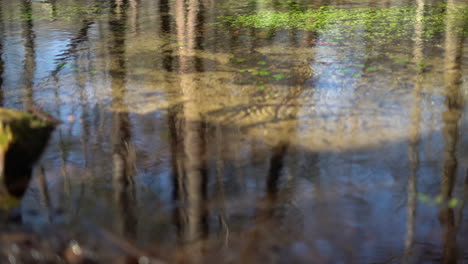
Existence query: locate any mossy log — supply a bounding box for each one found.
[0,108,56,209]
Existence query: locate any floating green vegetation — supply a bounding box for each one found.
[417,193,460,208]
[337,67,352,73]
[231,57,247,63]
[272,73,286,80]
[252,68,270,76]
[237,67,290,81]
[393,58,412,64]
[365,66,378,72]
[226,4,468,42]
[234,59,293,88]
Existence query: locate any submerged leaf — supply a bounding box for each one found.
[448,198,459,208]
[365,67,378,72]
[273,74,286,80]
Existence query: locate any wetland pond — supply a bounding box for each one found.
[1,0,468,263]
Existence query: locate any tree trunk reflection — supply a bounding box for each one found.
[171,1,208,261]
[241,30,308,263]
[21,0,35,108]
[404,0,424,262]
[439,0,465,263]
[37,167,52,223]
[0,1,4,106]
[129,0,139,36]
[109,0,137,240]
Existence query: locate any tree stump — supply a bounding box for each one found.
[0,108,56,210]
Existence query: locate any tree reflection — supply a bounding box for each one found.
[169,111,209,246]
[439,0,465,263]
[21,0,35,108]
[109,0,137,239]
[160,0,173,72]
[129,0,139,35]
[265,141,289,208]
[169,0,210,260]
[52,20,94,76]
[404,0,424,262]
[159,0,171,34]
[37,167,52,223]
[243,30,308,262]
[0,1,4,106]
[50,0,57,19]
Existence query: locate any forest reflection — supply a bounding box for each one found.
[0,0,467,262]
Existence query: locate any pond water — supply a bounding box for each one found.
[1,0,468,263]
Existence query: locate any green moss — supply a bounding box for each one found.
[0,108,56,198]
[0,108,53,131]
[0,109,52,170]
[0,124,13,151]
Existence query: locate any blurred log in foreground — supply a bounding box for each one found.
[0,108,56,209]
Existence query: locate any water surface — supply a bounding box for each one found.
[1,0,468,263]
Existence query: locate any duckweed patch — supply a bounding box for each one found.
[226,4,468,43]
[233,60,294,87]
